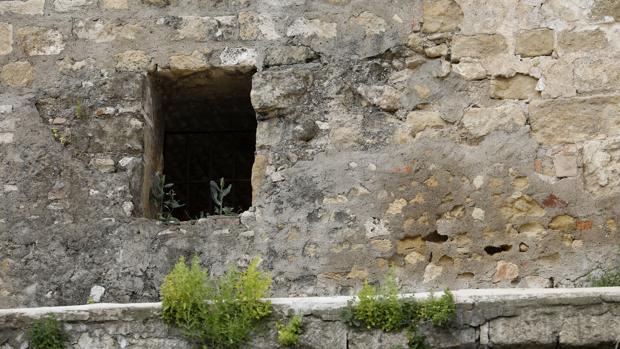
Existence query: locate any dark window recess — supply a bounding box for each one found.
[154,69,257,220]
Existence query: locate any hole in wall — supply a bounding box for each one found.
[141,67,257,220]
[423,231,449,243]
[484,244,512,255]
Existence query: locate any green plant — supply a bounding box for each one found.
[151,173,184,223]
[210,177,234,215]
[417,290,456,327]
[407,329,430,349]
[161,256,272,348]
[51,128,70,146]
[27,315,69,349]
[277,315,303,347]
[354,270,403,332]
[75,100,84,119]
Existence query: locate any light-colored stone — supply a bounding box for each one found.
[286,17,337,39]
[90,158,116,173]
[174,16,217,42]
[0,23,12,56]
[0,0,44,15]
[404,252,426,266]
[462,103,526,137]
[353,11,387,36]
[17,27,65,56]
[549,215,576,231]
[239,12,281,40]
[516,28,554,57]
[574,58,620,94]
[452,34,507,60]
[0,132,14,144]
[452,62,486,80]
[553,154,578,177]
[264,46,317,66]
[424,43,448,58]
[583,137,620,197]
[558,29,607,53]
[74,20,141,43]
[89,285,105,302]
[422,0,463,33]
[423,263,443,283]
[406,110,445,135]
[101,0,128,9]
[357,85,402,111]
[529,95,620,144]
[1,61,34,87]
[591,0,620,20]
[490,74,539,100]
[370,239,392,253]
[251,69,312,114]
[472,207,485,221]
[493,261,519,283]
[220,47,257,66]
[115,50,150,71]
[54,0,95,12]
[386,198,407,215]
[169,51,208,71]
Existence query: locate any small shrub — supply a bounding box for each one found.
[27,315,68,349]
[354,270,404,332]
[276,315,302,347]
[161,256,272,349]
[417,290,456,327]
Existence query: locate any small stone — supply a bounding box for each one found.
[407,33,425,53]
[453,62,486,80]
[386,198,407,215]
[490,74,539,100]
[0,23,12,56]
[405,55,426,69]
[473,175,484,189]
[516,28,554,57]
[365,218,389,238]
[423,263,443,283]
[346,266,368,280]
[17,27,64,56]
[0,132,14,144]
[102,0,128,9]
[90,158,115,173]
[122,201,133,217]
[114,50,150,72]
[424,43,448,58]
[434,59,451,78]
[452,34,507,60]
[406,110,446,134]
[357,85,402,111]
[353,11,387,36]
[1,61,34,87]
[270,172,285,182]
[553,154,578,177]
[238,11,281,40]
[405,251,426,266]
[54,0,95,12]
[89,285,105,303]
[493,261,519,283]
[286,17,337,39]
[0,105,12,114]
[264,46,317,66]
[51,117,67,125]
[519,242,529,252]
[370,239,393,253]
[3,184,18,192]
[472,207,485,221]
[169,51,208,72]
[422,0,463,33]
[549,215,576,231]
[521,276,552,288]
[220,47,257,66]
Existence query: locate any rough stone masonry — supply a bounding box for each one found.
[1,0,620,307]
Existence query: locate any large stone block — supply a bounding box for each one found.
[1,61,34,87]
[286,17,337,38]
[114,50,150,71]
[591,0,620,20]
[0,0,44,15]
[251,68,313,115]
[17,27,65,56]
[583,136,620,197]
[462,103,526,137]
[239,11,280,40]
[490,74,539,100]
[452,34,507,60]
[574,57,620,93]
[0,23,12,56]
[54,0,96,12]
[516,28,554,57]
[558,29,607,53]
[422,0,463,33]
[529,95,620,144]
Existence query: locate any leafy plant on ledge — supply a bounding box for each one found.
[277,314,303,347]
[151,173,184,223]
[341,270,456,349]
[161,255,272,349]
[27,315,69,349]
[210,177,235,215]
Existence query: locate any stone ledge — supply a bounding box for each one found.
[1,288,620,348]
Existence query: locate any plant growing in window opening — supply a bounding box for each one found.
[210,177,234,215]
[151,173,184,223]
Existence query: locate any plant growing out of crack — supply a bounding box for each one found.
[210,177,234,215]
[151,173,184,223]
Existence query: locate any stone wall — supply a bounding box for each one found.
[1,0,620,307]
[2,288,620,348]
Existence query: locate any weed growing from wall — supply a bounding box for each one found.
[27,315,69,349]
[161,256,272,349]
[342,270,456,348]
[151,173,184,223]
[210,177,235,215]
[276,315,303,347]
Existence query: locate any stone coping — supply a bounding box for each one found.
[2,287,620,317]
